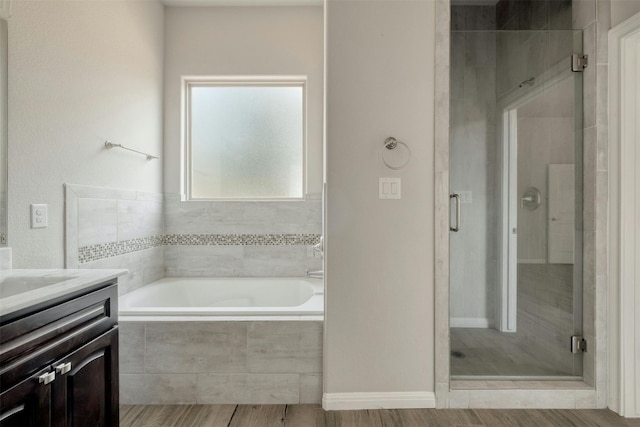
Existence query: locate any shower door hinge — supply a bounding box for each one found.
[571,54,588,72]
[571,335,587,353]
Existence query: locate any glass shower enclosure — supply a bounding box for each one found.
[449,28,584,379]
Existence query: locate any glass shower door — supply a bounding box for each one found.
[449,29,583,378]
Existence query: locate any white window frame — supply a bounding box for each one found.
[181,75,308,201]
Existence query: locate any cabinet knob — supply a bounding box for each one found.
[38,371,55,385]
[55,362,72,375]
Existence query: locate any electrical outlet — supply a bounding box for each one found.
[31,204,48,229]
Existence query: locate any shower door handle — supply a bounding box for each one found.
[450,193,461,232]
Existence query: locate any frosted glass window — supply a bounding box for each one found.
[187,82,304,199]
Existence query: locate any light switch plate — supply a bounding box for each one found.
[379,178,401,199]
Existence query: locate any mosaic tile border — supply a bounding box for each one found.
[78,233,322,264]
[163,233,320,246]
[78,235,164,264]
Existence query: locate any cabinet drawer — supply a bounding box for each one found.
[0,284,117,390]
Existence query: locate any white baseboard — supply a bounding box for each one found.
[450,317,491,328]
[322,392,436,411]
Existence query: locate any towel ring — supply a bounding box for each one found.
[382,137,411,170]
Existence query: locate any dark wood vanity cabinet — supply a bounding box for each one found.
[50,328,118,427]
[0,366,52,426]
[0,281,119,427]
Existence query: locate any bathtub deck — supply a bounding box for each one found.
[119,404,635,426]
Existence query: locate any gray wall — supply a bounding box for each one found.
[163,6,324,195]
[611,0,640,26]
[325,0,435,397]
[8,0,165,268]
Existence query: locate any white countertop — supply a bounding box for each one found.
[0,269,127,317]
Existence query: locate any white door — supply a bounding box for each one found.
[548,164,575,264]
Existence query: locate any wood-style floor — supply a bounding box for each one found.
[120,404,640,426]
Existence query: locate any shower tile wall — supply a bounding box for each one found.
[571,0,610,398]
[495,0,573,98]
[496,0,572,31]
[450,5,499,328]
[0,247,11,270]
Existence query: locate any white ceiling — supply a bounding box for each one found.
[161,0,322,6]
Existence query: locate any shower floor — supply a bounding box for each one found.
[450,328,577,378]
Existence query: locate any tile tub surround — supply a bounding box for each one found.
[65,185,324,294]
[0,247,11,270]
[65,183,165,260]
[162,194,322,277]
[119,321,323,405]
[65,184,166,296]
[164,194,322,235]
[79,234,319,264]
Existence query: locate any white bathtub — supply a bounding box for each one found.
[118,277,323,319]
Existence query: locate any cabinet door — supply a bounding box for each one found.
[0,367,53,427]
[51,327,119,427]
